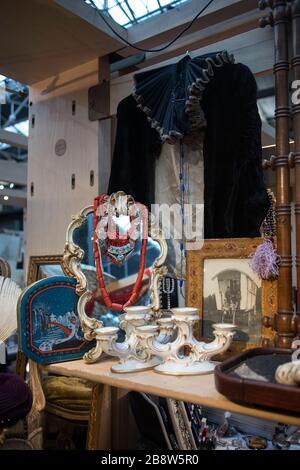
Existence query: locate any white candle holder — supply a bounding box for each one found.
[84,306,236,376]
[137,308,236,376]
[84,306,163,372]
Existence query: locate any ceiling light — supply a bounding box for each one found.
[9,183,14,189]
[3,195,9,201]
[0,185,4,190]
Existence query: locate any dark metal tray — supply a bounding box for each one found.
[214,347,300,414]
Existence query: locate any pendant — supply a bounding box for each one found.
[101,239,136,266]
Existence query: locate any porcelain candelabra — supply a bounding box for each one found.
[137,308,236,375]
[84,306,236,376]
[84,306,170,372]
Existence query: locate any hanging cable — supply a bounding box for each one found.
[88,0,215,53]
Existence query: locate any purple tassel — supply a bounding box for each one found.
[249,239,280,281]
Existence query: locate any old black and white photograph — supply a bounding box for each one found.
[203,258,262,343]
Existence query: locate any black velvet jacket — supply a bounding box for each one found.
[108,62,269,238]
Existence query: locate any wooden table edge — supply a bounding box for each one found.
[44,359,300,428]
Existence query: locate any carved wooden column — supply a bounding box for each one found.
[291,0,300,337]
[260,0,294,347]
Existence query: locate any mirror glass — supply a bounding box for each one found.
[73,211,161,326]
[38,264,64,280]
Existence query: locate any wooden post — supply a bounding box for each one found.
[273,0,294,347]
[291,0,300,337]
[260,0,294,347]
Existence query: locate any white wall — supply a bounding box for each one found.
[27,59,102,260]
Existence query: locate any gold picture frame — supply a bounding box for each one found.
[26,255,63,285]
[186,238,277,357]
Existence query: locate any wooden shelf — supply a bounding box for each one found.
[46,358,300,427]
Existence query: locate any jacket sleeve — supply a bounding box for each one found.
[232,63,270,237]
[108,95,161,207]
[108,96,140,197]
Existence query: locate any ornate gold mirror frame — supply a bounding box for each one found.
[62,192,168,341]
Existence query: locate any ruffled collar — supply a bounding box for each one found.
[133,50,235,144]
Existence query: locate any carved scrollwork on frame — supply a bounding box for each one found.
[77,291,102,341]
[62,206,104,340]
[62,206,93,295]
